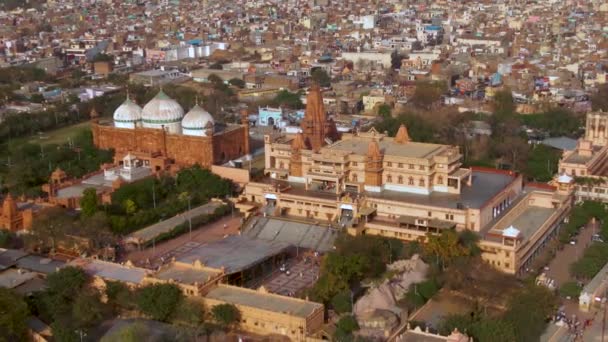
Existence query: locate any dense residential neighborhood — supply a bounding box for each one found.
[0,0,608,341]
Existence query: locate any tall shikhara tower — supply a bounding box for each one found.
[301,84,328,151]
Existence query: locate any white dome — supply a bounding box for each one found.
[182,104,214,131]
[141,90,184,125]
[113,98,142,123]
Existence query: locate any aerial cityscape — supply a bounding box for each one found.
[0,0,607,341]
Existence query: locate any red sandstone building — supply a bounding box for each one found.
[0,194,35,232]
[91,90,249,171]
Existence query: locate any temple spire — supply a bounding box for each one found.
[394,124,411,143]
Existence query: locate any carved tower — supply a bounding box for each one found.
[365,140,383,187]
[301,84,327,151]
[290,133,305,177]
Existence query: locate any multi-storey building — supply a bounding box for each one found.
[245,87,572,275]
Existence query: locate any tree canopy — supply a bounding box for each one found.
[311,68,331,87]
[136,283,183,322]
[211,303,241,329]
[80,187,99,218]
[0,287,29,341]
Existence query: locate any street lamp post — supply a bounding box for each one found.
[188,196,192,241]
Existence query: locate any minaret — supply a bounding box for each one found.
[301,84,327,151]
[240,109,250,156]
[364,140,383,187]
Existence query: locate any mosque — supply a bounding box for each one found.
[91,89,249,171]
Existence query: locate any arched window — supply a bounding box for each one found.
[387,174,393,182]
[437,176,444,185]
[419,178,425,187]
[352,173,358,182]
[408,177,414,185]
[398,175,403,184]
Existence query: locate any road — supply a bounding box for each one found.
[545,220,597,288]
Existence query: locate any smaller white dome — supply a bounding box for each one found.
[182,104,215,130]
[113,98,142,123]
[502,225,521,238]
[557,173,573,184]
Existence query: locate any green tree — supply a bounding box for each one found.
[525,144,560,182]
[311,68,331,87]
[172,298,204,326]
[331,290,352,314]
[72,292,108,329]
[423,230,470,268]
[272,90,304,109]
[50,321,79,342]
[438,314,472,336]
[211,303,241,329]
[411,81,445,110]
[80,187,99,217]
[471,319,516,342]
[493,89,515,117]
[105,281,134,310]
[45,266,90,320]
[377,104,391,118]
[30,93,45,103]
[390,50,405,70]
[123,199,138,216]
[136,283,183,322]
[0,288,29,341]
[334,315,359,341]
[503,284,557,342]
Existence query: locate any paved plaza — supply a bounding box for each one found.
[262,258,320,296]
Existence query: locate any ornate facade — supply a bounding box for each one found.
[244,87,571,275]
[91,90,249,170]
[0,194,34,232]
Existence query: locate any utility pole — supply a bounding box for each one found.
[188,196,192,241]
[152,182,157,209]
[602,297,607,342]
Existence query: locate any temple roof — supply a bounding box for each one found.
[394,124,411,144]
[2,194,18,219]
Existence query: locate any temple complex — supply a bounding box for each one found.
[244,88,572,275]
[91,90,250,171]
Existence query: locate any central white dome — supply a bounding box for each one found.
[141,90,184,134]
[182,104,215,136]
[113,97,142,129]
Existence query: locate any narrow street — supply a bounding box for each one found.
[545,220,597,288]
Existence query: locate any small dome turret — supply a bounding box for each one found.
[113,96,142,129]
[182,104,215,136]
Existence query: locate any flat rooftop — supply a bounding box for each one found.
[177,235,291,274]
[327,138,448,159]
[489,206,556,241]
[205,285,322,318]
[367,170,517,209]
[71,259,147,285]
[0,268,38,289]
[244,217,338,252]
[153,264,221,285]
[562,152,593,165]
